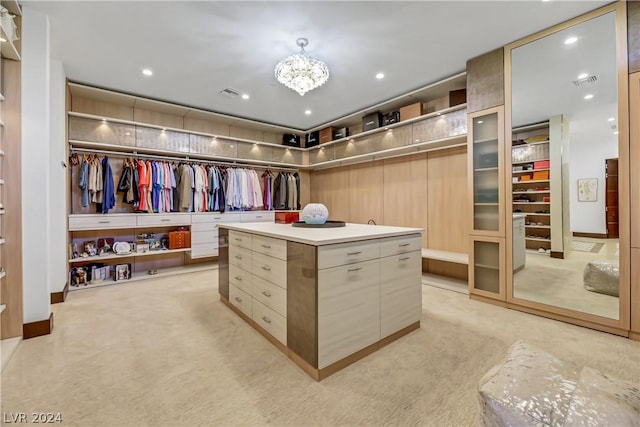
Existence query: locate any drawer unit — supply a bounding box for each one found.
[191,222,222,233]
[252,252,287,288]
[191,229,218,245]
[252,300,287,345]
[318,258,381,368]
[229,245,253,272]
[229,285,253,318]
[190,243,218,258]
[191,213,240,223]
[379,234,422,258]
[380,252,421,338]
[252,274,287,317]
[229,230,252,249]
[68,214,136,231]
[137,214,191,228]
[252,234,287,260]
[318,240,380,269]
[241,212,275,222]
[229,263,253,294]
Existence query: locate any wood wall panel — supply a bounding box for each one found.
[1,60,23,339]
[133,108,184,129]
[348,162,384,224]
[629,1,640,73]
[631,248,640,333]
[382,154,429,247]
[310,168,350,221]
[263,132,280,145]
[72,97,134,121]
[630,72,640,248]
[466,48,505,114]
[229,126,263,142]
[183,117,230,136]
[427,146,469,253]
[298,170,311,207]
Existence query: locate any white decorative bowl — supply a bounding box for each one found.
[301,203,329,225]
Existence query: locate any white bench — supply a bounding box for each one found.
[421,248,469,294]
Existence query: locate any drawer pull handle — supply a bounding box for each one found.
[234,297,242,303]
[214,217,222,220]
[161,219,171,222]
[399,243,411,247]
[234,276,242,281]
[234,255,242,260]
[234,238,242,241]
[261,266,271,271]
[347,251,362,256]
[348,267,362,272]
[256,216,262,218]
[399,257,410,261]
[261,316,272,324]
[98,221,111,224]
[261,244,271,249]
[261,291,272,297]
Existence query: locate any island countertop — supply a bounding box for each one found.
[219,222,423,246]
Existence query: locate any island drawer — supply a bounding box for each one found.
[252,234,287,260]
[318,240,381,269]
[229,285,253,318]
[229,245,253,272]
[190,243,218,259]
[252,252,287,288]
[229,230,253,249]
[191,229,218,245]
[252,274,287,317]
[229,264,253,294]
[379,234,422,258]
[252,300,287,345]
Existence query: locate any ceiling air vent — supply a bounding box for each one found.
[218,87,242,98]
[572,75,598,87]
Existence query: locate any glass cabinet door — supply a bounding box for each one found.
[469,237,505,299]
[468,107,504,236]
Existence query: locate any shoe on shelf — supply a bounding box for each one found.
[538,248,546,253]
[546,249,551,254]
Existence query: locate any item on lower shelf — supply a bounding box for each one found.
[147,269,158,275]
[115,263,131,281]
[169,230,191,249]
[70,266,89,286]
[113,241,132,255]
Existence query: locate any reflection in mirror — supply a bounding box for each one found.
[511,12,619,319]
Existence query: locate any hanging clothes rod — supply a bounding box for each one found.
[69,146,299,172]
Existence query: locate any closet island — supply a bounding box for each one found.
[218,222,423,380]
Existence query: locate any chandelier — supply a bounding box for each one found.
[275,38,329,96]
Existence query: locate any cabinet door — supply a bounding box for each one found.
[317,258,380,369]
[468,107,505,236]
[380,252,422,338]
[469,236,505,300]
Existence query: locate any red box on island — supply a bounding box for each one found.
[275,211,299,224]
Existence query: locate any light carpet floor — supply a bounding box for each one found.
[1,270,639,426]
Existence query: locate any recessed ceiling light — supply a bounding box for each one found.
[613,131,619,135]
[577,73,589,79]
[608,117,615,122]
[376,72,385,80]
[564,36,578,45]
[477,120,483,124]
[142,68,153,76]
[241,94,250,100]
[384,127,389,130]
[0,37,6,42]
[584,94,594,100]
[304,109,311,115]
[125,132,131,136]
[101,118,107,123]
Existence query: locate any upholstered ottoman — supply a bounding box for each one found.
[583,259,619,297]
[478,341,640,426]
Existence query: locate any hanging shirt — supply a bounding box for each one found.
[100,156,116,214]
[78,161,90,207]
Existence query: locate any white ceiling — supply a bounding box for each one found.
[26,0,611,131]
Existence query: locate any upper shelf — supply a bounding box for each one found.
[0,20,20,61]
[1,0,22,16]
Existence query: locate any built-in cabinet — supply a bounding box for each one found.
[468,106,505,300]
[68,211,275,290]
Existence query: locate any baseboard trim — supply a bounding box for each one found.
[630,331,640,342]
[573,232,608,239]
[23,313,54,339]
[550,251,564,259]
[50,282,69,304]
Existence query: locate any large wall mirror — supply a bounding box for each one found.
[509,9,624,321]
